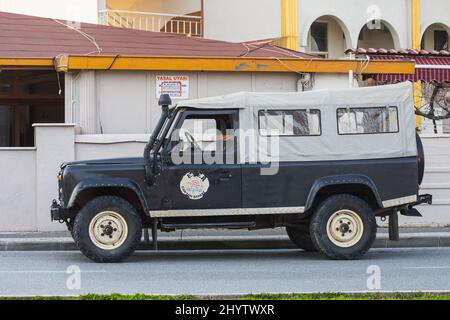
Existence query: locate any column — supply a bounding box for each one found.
[76,71,100,134]
[34,124,75,231]
[280,0,299,51]
[411,0,423,129]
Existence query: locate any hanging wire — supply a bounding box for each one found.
[52,19,103,56]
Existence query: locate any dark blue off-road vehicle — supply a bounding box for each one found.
[51,83,431,262]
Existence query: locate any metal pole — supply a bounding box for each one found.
[152,219,158,251]
[143,228,150,243]
[388,210,400,241]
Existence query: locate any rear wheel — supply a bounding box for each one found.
[286,225,317,252]
[310,194,377,260]
[73,196,142,263]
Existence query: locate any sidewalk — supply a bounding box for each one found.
[1,227,450,251]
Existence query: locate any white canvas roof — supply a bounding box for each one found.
[178,82,417,163]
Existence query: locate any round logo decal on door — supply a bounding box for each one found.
[180,172,210,200]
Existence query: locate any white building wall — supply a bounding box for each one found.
[0,0,100,23]
[34,124,75,231]
[401,136,450,226]
[421,0,450,35]
[0,125,75,232]
[163,0,201,15]
[86,71,299,134]
[203,0,281,42]
[0,149,36,232]
[105,0,200,15]
[298,0,408,51]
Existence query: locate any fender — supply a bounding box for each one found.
[305,174,383,211]
[67,178,150,213]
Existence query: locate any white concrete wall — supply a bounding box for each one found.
[0,0,99,23]
[0,148,37,232]
[314,73,357,90]
[75,71,300,135]
[75,135,147,160]
[400,136,450,227]
[34,124,75,231]
[0,125,75,232]
[203,0,281,42]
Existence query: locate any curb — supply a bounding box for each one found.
[1,234,450,251]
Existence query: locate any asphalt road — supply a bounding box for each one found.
[1,248,450,296]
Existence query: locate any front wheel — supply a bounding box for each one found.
[310,194,377,260]
[73,196,142,263]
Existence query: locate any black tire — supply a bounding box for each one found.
[286,225,317,252]
[310,194,377,260]
[73,196,142,263]
[416,133,425,185]
[66,219,75,240]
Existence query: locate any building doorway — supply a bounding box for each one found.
[0,70,64,147]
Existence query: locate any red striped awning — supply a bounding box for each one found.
[370,55,450,83]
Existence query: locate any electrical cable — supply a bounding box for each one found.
[52,19,103,56]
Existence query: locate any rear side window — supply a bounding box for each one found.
[258,109,321,136]
[337,106,399,135]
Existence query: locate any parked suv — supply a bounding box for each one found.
[51,82,431,262]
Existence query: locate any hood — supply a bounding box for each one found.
[61,157,144,169]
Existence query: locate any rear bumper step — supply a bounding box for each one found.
[412,194,433,206]
[400,194,433,217]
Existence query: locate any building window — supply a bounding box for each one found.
[434,30,449,51]
[0,105,11,147]
[0,71,65,147]
[259,110,321,136]
[310,22,328,56]
[337,106,399,135]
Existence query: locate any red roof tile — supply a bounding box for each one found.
[346,48,450,57]
[0,11,317,59]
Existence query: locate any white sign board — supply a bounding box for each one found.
[156,75,189,99]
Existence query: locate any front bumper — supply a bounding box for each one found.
[50,200,73,221]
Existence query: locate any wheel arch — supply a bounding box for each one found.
[305,175,383,213]
[68,179,149,217]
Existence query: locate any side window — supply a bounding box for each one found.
[179,118,218,152]
[337,106,399,135]
[168,112,237,157]
[258,109,321,136]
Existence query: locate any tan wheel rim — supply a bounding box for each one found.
[326,209,364,248]
[88,211,128,250]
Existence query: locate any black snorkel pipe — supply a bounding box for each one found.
[144,94,172,184]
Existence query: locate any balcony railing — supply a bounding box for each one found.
[98,10,203,36]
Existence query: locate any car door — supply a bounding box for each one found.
[161,109,241,211]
